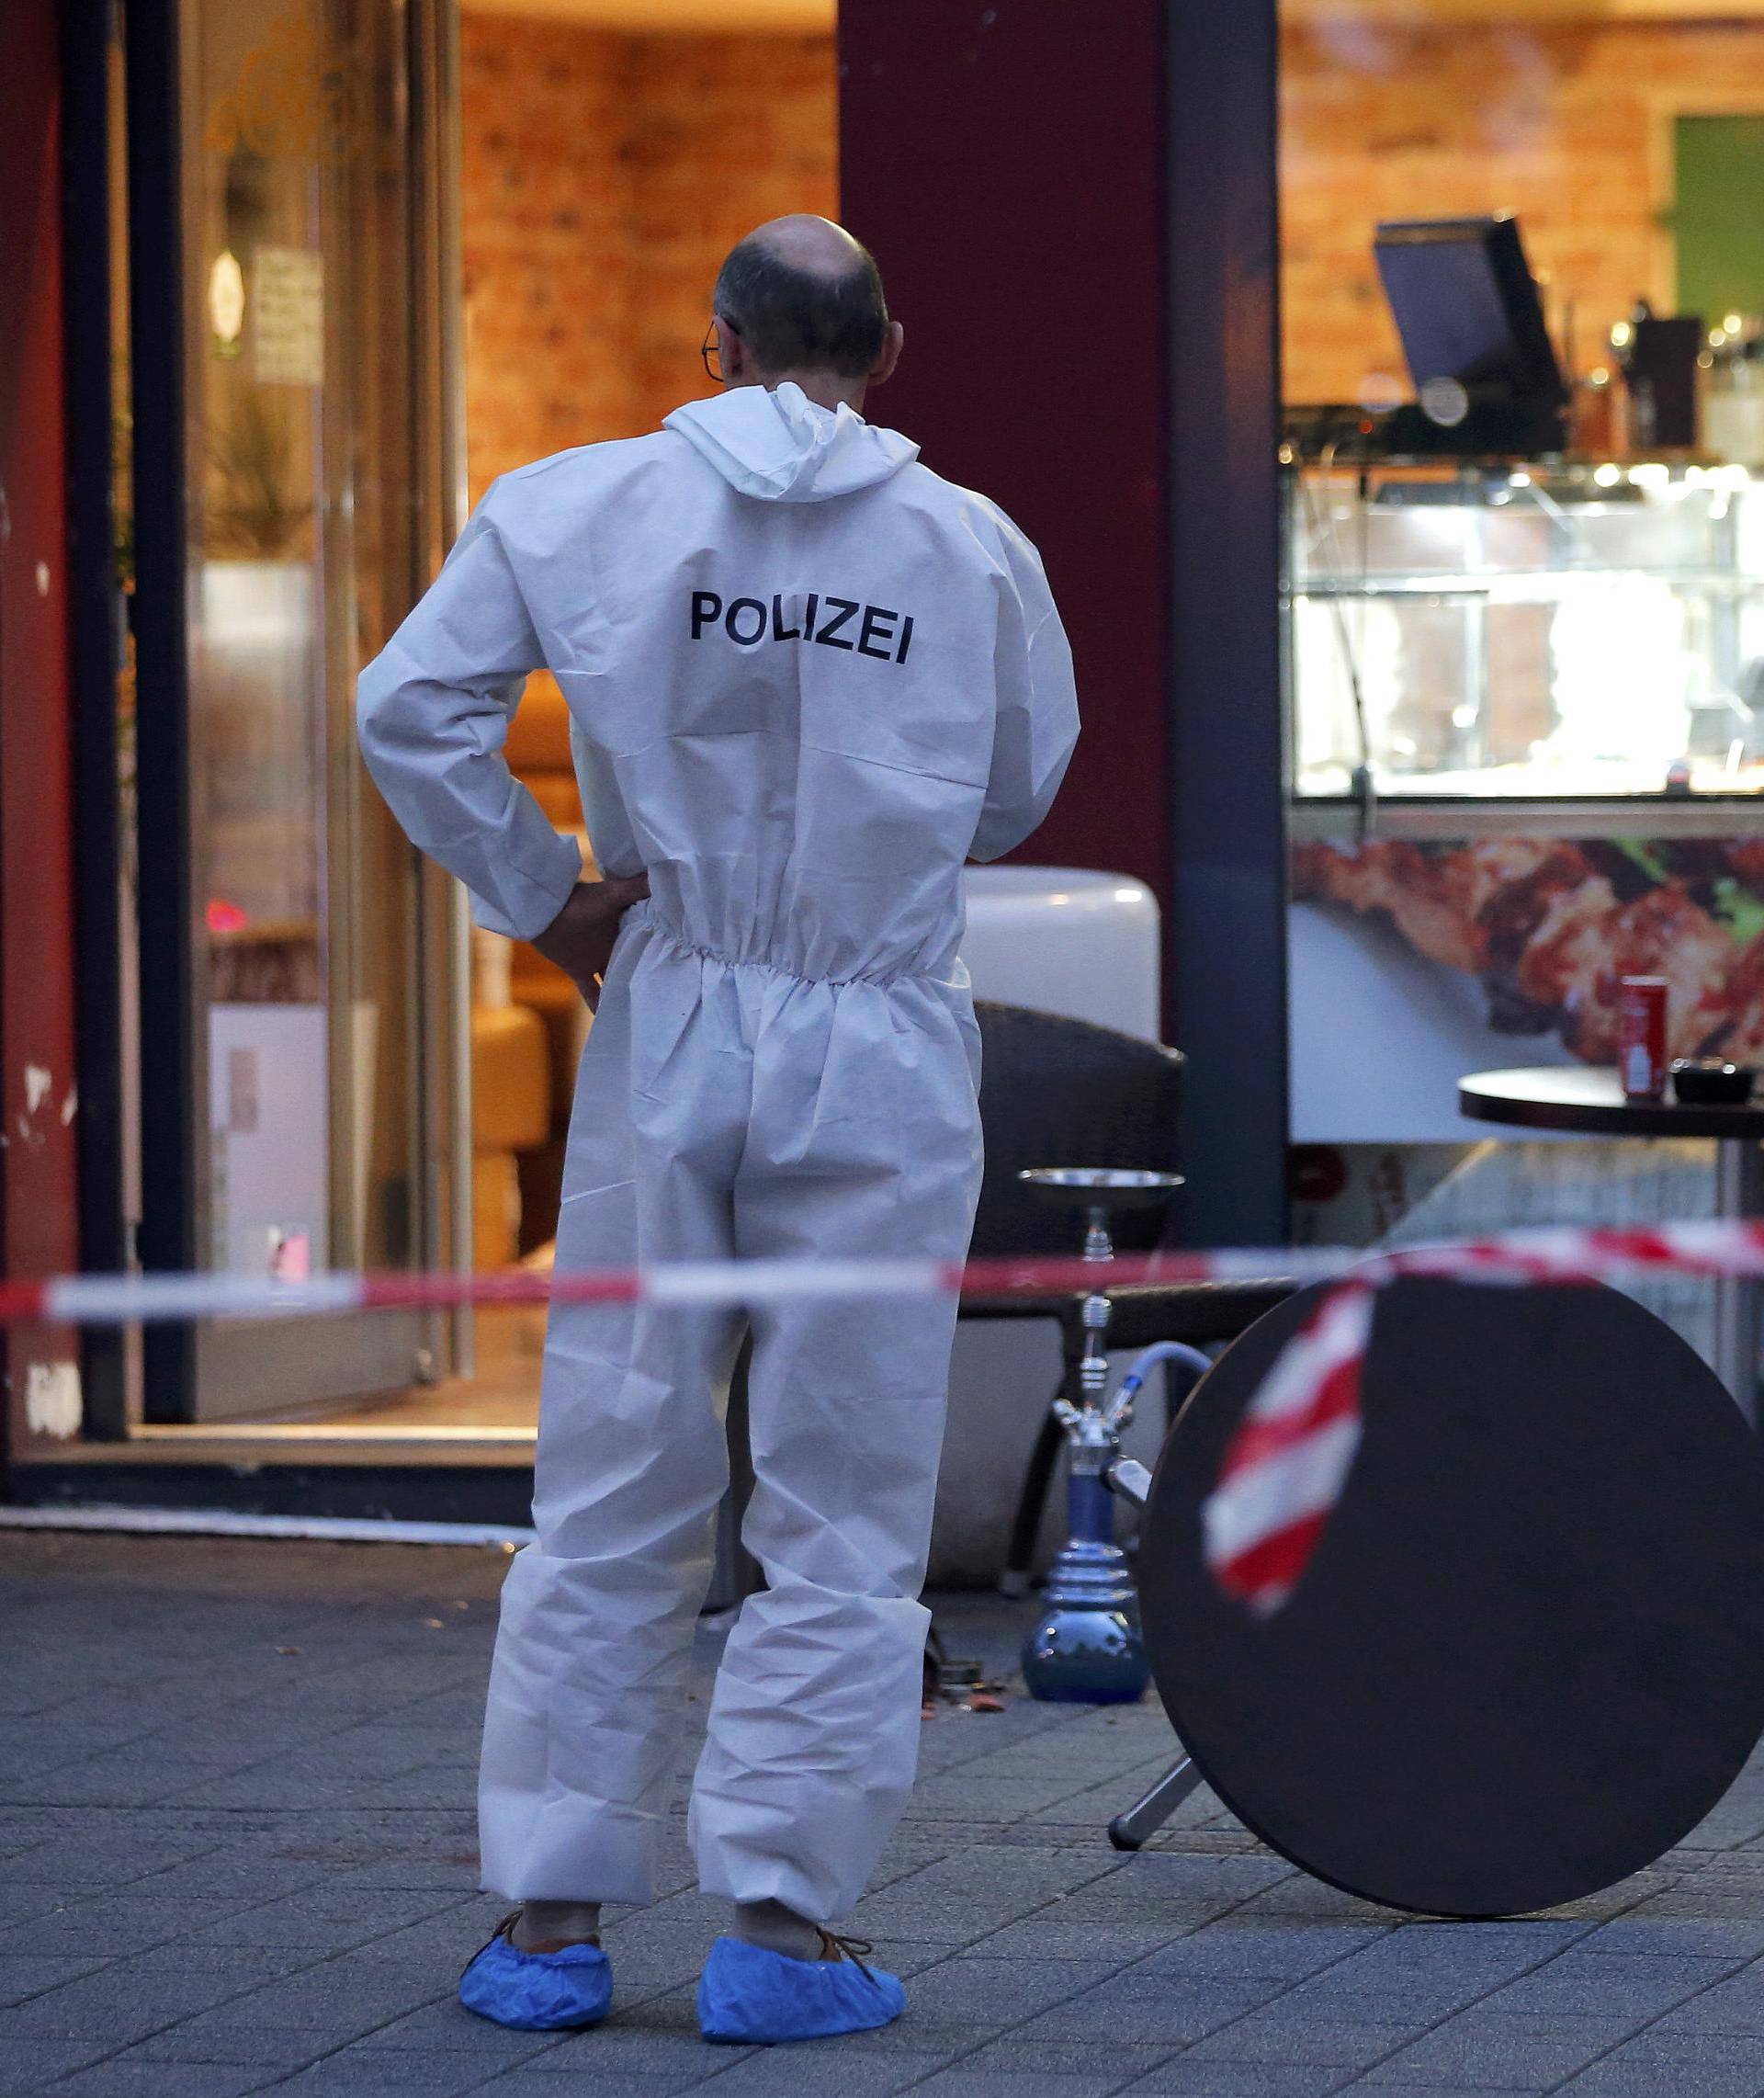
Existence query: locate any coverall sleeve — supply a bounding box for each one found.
[968,527,1080,864]
[356,480,583,941]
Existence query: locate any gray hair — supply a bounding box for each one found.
[713,236,889,379]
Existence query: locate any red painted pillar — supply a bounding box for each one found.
[0,0,83,1469]
[839,0,1170,913]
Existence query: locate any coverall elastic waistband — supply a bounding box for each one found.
[634,902,945,992]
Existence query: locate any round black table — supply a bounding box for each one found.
[1460,1066,1764,1412]
[1135,1272,1764,1915]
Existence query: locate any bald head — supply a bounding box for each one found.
[747,213,872,278]
[713,216,892,382]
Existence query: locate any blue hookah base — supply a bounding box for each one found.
[1022,1476,1151,1705]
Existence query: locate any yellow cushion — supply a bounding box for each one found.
[505,673,574,774]
[528,773,585,829]
[472,1151,521,1273]
[510,950,580,1011]
[471,1002,551,1152]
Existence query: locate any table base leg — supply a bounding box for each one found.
[1108,1757,1203,1851]
[1713,1140,1764,1428]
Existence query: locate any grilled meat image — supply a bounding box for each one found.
[1293,837,1759,1063]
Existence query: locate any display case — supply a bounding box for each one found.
[1284,458,1764,1152]
[1289,459,1764,800]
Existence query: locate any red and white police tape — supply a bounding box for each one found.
[1199,1279,1376,1618]
[6,1219,1764,1616]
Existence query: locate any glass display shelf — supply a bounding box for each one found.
[1287,460,1764,800]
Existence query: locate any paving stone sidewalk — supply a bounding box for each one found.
[6,1531,1764,2098]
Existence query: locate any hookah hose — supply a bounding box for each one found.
[1113,1339,1214,1420]
[1062,1341,1215,1548]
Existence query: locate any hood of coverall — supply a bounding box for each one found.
[663,380,919,503]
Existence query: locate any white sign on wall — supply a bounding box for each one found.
[253,246,324,387]
[209,1003,329,1276]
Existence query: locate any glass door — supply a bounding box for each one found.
[141,0,467,1421]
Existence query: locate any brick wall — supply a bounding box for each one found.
[460,15,1759,449]
[459,13,837,498]
[1283,19,1764,404]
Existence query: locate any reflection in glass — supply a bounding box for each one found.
[1290,463,1764,797]
[178,0,441,1412]
[1280,0,1764,800]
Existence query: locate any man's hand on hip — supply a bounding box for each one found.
[531,875,650,1008]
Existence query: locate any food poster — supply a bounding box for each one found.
[1290,834,1764,1144]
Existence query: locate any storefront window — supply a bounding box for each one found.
[1280,2,1764,1379]
[1283,4,1764,803]
[171,0,452,1419]
[134,0,839,1433]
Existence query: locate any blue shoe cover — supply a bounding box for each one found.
[458,1917,612,2031]
[696,1934,905,2044]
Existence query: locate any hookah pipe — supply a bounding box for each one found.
[1017,1172,1209,1704]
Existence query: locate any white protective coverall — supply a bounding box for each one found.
[356,380,1079,1923]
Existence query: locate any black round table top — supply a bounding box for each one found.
[1461,1064,1764,1139]
[1136,1273,1764,1917]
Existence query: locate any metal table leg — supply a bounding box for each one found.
[1001,1394,1068,1599]
[1108,1757,1203,1850]
[1099,1452,1195,1848]
[1713,1139,1764,1428]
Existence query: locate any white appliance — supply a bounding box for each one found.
[962,865,1160,1042]
[934,868,1168,1585]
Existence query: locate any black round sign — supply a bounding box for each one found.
[1137,1276,1764,1917]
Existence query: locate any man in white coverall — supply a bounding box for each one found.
[357,215,1078,2047]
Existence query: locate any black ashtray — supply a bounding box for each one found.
[1670,1059,1756,1106]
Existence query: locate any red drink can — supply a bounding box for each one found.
[1617,976,1668,1099]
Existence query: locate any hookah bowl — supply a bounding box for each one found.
[1016,1168,1183,1705]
